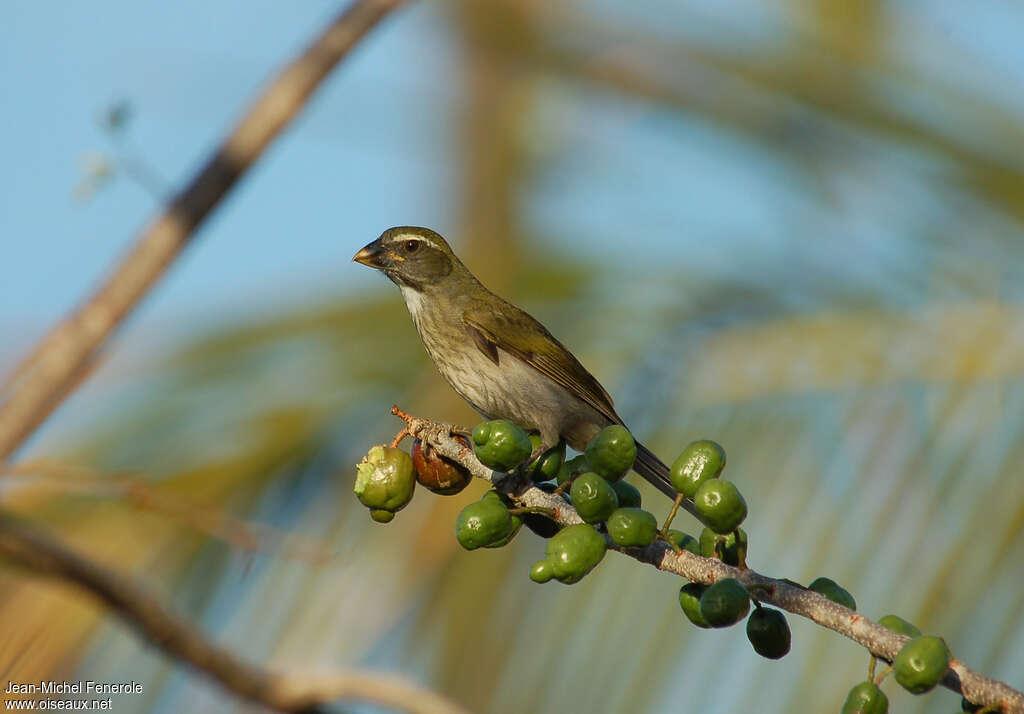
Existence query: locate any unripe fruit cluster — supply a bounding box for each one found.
[664,441,794,661]
[669,439,747,534]
[677,578,792,661]
[356,422,971,714]
[527,425,660,583]
[352,421,673,584]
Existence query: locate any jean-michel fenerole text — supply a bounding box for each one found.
[5,681,143,695]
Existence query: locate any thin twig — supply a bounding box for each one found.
[0,512,469,714]
[658,492,685,538]
[0,0,408,464]
[398,409,1024,714]
[391,427,411,448]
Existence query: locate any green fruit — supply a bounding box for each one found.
[556,454,590,486]
[669,440,726,497]
[894,635,950,694]
[569,472,619,523]
[693,479,747,533]
[610,480,642,508]
[472,420,532,472]
[584,425,636,482]
[678,583,711,628]
[481,489,510,505]
[485,515,523,548]
[841,681,889,714]
[606,508,658,547]
[455,498,519,550]
[699,527,748,566]
[369,509,395,523]
[666,529,700,555]
[525,434,565,482]
[745,607,791,659]
[543,523,607,583]
[530,560,554,583]
[878,614,922,638]
[808,577,857,611]
[699,578,750,627]
[354,445,416,512]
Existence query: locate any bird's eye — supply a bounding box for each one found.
[405,240,420,253]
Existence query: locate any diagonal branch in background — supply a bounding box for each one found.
[4,459,336,564]
[0,512,469,714]
[0,0,408,464]
[392,408,1024,714]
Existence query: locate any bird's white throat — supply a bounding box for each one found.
[399,286,428,325]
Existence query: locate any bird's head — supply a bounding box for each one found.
[353,226,460,292]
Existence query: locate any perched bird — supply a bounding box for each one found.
[354,226,678,500]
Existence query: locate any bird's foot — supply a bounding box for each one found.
[390,405,474,460]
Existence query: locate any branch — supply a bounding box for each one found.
[394,408,1024,714]
[0,0,408,464]
[0,512,469,714]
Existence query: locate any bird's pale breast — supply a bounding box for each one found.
[401,286,604,448]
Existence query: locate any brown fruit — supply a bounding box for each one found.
[412,438,472,495]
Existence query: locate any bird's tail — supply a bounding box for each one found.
[633,441,700,518]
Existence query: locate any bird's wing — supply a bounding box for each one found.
[462,308,621,424]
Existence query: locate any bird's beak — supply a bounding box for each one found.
[353,239,389,269]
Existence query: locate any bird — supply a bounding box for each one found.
[353,226,679,501]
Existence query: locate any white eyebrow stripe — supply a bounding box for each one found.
[397,234,435,249]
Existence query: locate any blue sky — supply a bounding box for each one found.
[0,1,458,348]
[2,0,1023,354]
